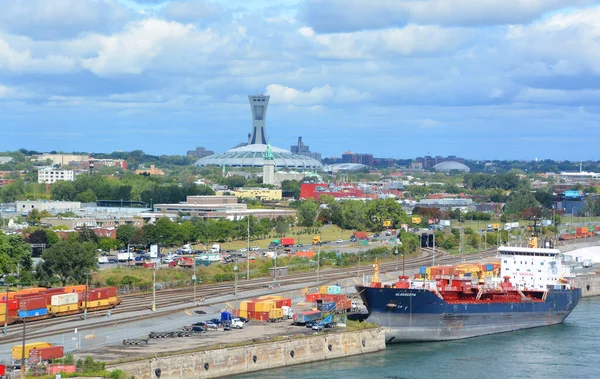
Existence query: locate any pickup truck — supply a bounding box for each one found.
[231,318,244,329]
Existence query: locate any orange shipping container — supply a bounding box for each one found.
[63,285,87,294]
[295,251,316,259]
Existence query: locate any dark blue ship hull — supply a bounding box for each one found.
[356,285,582,342]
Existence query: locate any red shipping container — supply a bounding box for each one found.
[87,287,116,301]
[30,346,64,361]
[46,365,76,375]
[1,299,18,311]
[45,288,66,295]
[336,299,351,310]
[247,301,256,312]
[305,293,321,302]
[18,296,47,311]
[0,364,5,376]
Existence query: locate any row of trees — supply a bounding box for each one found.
[291,197,410,231]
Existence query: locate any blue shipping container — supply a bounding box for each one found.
[419,267,427,275]
[485,264,494,272]
[464,273,472,277]
[18,308,48,319]
[319,302,336,312]
[221,311,232,321]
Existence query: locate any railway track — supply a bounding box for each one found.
[0,239,585,344]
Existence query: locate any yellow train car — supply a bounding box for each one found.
[84,297,120,311]
[12,342,52,361]
[50,304,80,315]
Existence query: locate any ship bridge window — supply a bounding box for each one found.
[541,262,544,265]
[504,260,507,263]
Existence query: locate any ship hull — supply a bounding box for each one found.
[357,286,582,343]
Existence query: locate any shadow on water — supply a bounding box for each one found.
[233,297,600,379]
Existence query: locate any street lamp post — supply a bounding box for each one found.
[152,269,156,312]
[192,266,197,305]
[247,217,250,281]
[234,265,238,300]
[316,241,321,285]
[273,254,277,283]
[83,273,90,320]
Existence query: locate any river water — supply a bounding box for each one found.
[235,297,599,379]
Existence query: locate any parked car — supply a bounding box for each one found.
[209,318,221,325]
[295,243,303,247]
[223,322,232,331]
[373,233,380,238]
[335,239,343,244]
[190,325,205,333]
[311,323,324,331]
[238,317,250,323]
[231,318,244,329]
[305,321,318,328]
[203,321,218,329]
[239,248,248,252]
[250,246,260,251]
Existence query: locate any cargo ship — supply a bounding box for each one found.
[356,238,581,342]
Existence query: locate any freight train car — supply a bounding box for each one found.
[0,286,120,325]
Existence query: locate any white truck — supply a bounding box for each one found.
[281,306,294,319]
[209,244,220,253]
[231,318,244,329]
[98,256,109,264]
[117,252,133,262]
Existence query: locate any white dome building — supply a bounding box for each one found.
[432,161,471,172]
[195,95,323,170]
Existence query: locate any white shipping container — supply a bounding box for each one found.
[51,293,79,306]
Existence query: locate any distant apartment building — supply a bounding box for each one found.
[0,156,13,164]
[0,179,13,187]
[341,152,374,166]
[37,167,75,183]
[290,136,322,162]
[187,146,215,159]
[135,165,165,176]
[34,154,89,167]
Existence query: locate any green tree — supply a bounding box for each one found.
[50,180,77,201]
[26,209,52,225]
[274,217,289,236]
[116,224,140,247]
[98,237,118,252]
[0,232,33,280]
[37,241,97,285]
[297,199,319,227]
[76,226,99,244]
[75,189,98,202]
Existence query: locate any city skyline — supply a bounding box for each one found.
[1,1,599,160]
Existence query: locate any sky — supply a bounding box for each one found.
[1,0,600,160]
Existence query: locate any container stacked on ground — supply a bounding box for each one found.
[234,295,292,322]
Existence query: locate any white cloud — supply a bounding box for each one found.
[515,88,600,105]
[0,0,133,40]
[300,0,594,32]
[265,84,369,105]
[160,0,227,23]
[506,7,600,75]
[80,19,228,76]
[302,25,474,59]
[0,84,14,98]
[0,36,76,73]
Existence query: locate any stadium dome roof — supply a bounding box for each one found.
[323,163,367,172]
[195,144,323,169]
[432,161,471,172]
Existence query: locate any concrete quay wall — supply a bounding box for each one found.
[579,274,600,298]
[109,328,385,379]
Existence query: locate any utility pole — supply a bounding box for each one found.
[3,287,9,334]
[234,265,238,301]
[357,248,361,277]
[247,217,250,280]
[273,254,277,283]
[317,241,321,285]
[395,240,399,271]
[192,264,197,305]
[20,318,26,379]
[83,273,89,320]
[459,228,464,262]
[432,233,436,266]
[152,269,156,312]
